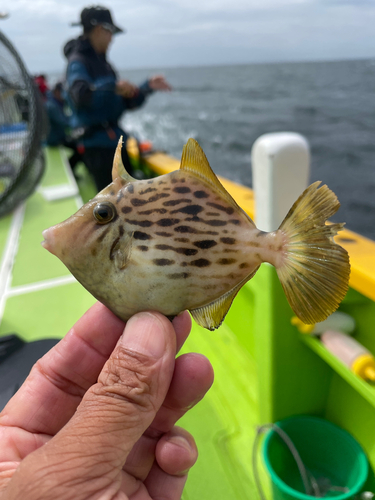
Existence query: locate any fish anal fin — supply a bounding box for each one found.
[190,268,259,330]
[181,139,252,222]
[112,136,137,184]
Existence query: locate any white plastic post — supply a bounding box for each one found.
[251,132,310,232]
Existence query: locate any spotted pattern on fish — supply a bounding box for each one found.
[155,231,173,237]
[171,205,204,216]
[206,202,235,215]
[173,186,191,194]
[133,231,151,240]
[167,272,191,280]
[125,219,153,227]
[217,258,237,265]
[139,208,167,215]
[193,240,217,249]
[153,258,175,266]
[221,237,236,244]
[156,218,181,227]
[191,258,211,267]
[139,187,157,195]
[193,190,209,198]
[155,244,198,256]
[49,167,271,323]
[131,192,170,206]
[163,199,192,206]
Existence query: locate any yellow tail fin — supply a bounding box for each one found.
[276,181,350,324]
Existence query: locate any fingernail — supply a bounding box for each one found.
[120,312,166,358]
[167,435,194,453]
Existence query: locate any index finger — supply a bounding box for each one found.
[0,304,191,436]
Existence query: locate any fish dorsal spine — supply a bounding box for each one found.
[112,136,137,185]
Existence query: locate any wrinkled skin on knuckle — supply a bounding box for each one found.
[93,346,160,415]
[3,452,82,500]
[4,437,120,499]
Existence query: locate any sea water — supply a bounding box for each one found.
[121,59,375,240]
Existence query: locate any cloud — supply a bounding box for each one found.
[1,0,375,75]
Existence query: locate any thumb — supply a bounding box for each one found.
[57,311,176,473]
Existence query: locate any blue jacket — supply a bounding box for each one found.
[45,90,70,146]
[64,37,153,148]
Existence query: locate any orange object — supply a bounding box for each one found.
[138,141,153,154]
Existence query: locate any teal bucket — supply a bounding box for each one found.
[262,416,368,500]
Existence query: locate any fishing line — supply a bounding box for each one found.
[252,423,314,500]
[252,423,373,499]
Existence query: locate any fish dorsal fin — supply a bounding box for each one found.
[112,136,137,185]
[180,138,243,212]
[189,268,259,330]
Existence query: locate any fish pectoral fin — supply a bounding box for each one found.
[180,138,254,224]
[112,231,134,270]
[112,136,137,184]
[189,281,244,331]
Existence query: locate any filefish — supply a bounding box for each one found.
[42,138,350,330]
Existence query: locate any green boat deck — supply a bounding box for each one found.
[1,147,375,498]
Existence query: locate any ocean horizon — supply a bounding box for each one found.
[49,58,375,240]
[119,58,375,240]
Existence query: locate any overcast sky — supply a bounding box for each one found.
[1,0,375,76]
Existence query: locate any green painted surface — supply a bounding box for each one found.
[11,191,78,287]
[303,335,375,409]
[41,147,70,187]
[74,162,97,203]
[181,296,262,499]
[0,212,12,258]
[0,281,96,340]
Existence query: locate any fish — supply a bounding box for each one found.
[42,138,350,330]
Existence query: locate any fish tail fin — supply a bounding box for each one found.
[275,181,350,324]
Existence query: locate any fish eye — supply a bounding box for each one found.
[93,202,117,224]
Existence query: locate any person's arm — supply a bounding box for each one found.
[67,60,121,111]
[120,75,172,110]
[66,60,95,108]
[118,79,153,110]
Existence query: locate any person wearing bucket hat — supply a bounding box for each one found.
[71,5,124,34]
[63,5,171,191]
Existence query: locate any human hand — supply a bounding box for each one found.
[0,303,214,500]
[116,80,139,98]
[148,75,172,91]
